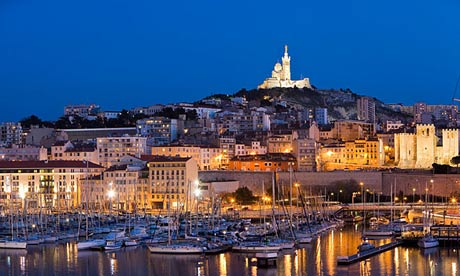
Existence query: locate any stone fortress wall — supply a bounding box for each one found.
[199,170,460,199]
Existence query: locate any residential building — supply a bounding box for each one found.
[147,156,198,210]
[136,117,179,145]
[292,138,317,171]
[0,122,22,146]
[357,96,376,123]
[97,136,148,168]
[315,108,328,125]
[0,160,103,210]
[228,153,297,172]
[0,145,47,161]
[64,104,100,118]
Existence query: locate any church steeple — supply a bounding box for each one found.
[282,44,291,81]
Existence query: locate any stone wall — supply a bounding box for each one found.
[199,170,460,198]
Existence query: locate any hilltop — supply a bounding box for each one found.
[204,87,413,124]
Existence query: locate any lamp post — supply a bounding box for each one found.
[339,189,343,203]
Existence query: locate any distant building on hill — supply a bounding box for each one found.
[258,45,312,89]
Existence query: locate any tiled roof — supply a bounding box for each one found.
[230,153,296,162]
[147,155,192,163]
[0,160,103,169]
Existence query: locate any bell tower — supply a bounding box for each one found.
[281,45,291,81]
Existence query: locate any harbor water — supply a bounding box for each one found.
[0,225,458,276]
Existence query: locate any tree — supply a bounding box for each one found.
[451,156,460,173]
[232,187,256,205]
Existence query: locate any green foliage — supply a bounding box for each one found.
[232,186,256,205]
[154,107,198,121]
[329,179,360,203]
[20,115,54,129]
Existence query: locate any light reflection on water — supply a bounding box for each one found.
[0,225,457,275]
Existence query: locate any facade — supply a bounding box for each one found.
[64,104,100,118]
[0,160,103,210]
[97,136,148,168]
[332,120,376,141]
[228,153,297,172]
[0,122,22,146]
[413,102,428,124]
[147,156,198,210]
[0,145,47,161]
[132,104,164,116]
[220,110,270,133]
[258,45,311,89]
[394,124,459,169]
[150,145,221,170]
[136,117,178,145]
[319,138,383,171]
[267,133,296,153]
[51,140,98,164]
[292,138,318,171]
[357,97,376,123]
[219,137,236,169]
[314,108,328,125]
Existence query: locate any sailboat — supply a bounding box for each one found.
[417,183,439,249]
[357,183,375,252]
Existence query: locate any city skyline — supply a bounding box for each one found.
[1,0,460,121]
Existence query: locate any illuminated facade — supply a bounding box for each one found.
[97,136,148,168]
[147,156,198,210]
[258,45,311,89]
[150,145,221,170]
[0,160,103,210]
[228,153,297,172]
[319,138,383,171]
[395,124,459,169]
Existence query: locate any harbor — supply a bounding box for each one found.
[0,224,457,276]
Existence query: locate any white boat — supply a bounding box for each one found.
[77,239,106,250]
[364,228,394,237]
[147,243,205,254]
[232,242,281,253]
[105,240,123,251]
[124,239,141,247]
[417,235,439,249]
[0,240,27,249]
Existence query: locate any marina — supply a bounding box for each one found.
[0,224,458,275]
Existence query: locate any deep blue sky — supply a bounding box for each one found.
[1,0,460,121]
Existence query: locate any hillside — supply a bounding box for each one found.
[226,87,413,124]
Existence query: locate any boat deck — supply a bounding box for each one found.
[337,240,403,265]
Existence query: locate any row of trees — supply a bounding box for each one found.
[19,108,198,130]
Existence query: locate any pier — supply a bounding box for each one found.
[337,240,403,265]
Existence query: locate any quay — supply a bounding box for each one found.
[337,240,403,265]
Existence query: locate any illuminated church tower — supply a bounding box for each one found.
[258,45,311,89]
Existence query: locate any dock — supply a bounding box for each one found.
[337,240,403,265]
[256,252,278,268]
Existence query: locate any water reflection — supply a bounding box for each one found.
[0,226,460,275]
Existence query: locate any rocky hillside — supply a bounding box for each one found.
[227,87,413,124]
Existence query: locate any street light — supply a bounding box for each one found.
[412,188,416,203]
[108,187,115,216]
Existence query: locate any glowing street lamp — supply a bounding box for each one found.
[108,188,115,215]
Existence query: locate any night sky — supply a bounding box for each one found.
[1,0,460,121]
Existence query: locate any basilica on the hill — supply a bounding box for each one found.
[258,45,312,89]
